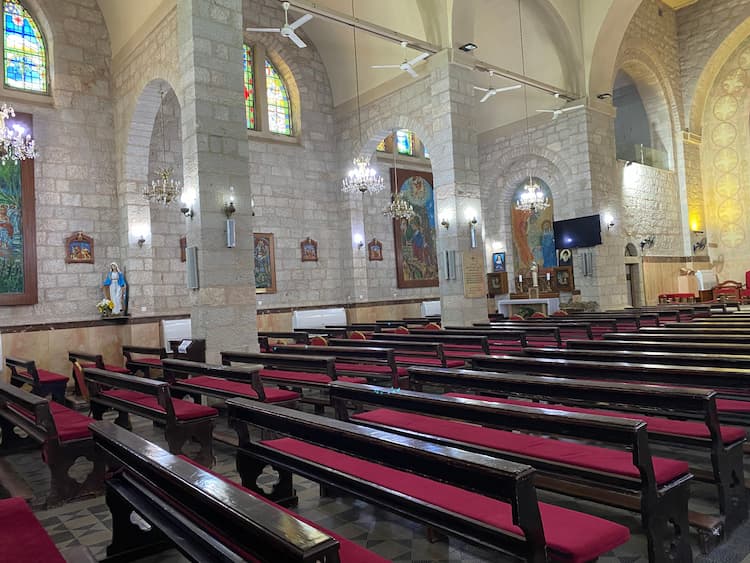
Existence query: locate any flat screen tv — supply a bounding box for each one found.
[553,214,602,249]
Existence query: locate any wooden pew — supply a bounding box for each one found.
[425,326,562,346]
[604,332,750,344]
[5,356,68,403]
[643,326,750,335]
[122,345,168,378]
[227,398,632,563]
[567,338,750,356]
[406,366,747,536]
[0,382,102,506]
[68,351,130,399]
[89,421,387,563]
[269,344,403,387]
[161,358,299,406]
[474,321,605,340]
[328,338,465,368]
[257,331,310,344]
[469,355,750,426]
[369,332,496,358]
[84,367,217,467]
[329,381,698,558]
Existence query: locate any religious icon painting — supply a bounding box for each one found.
[554,266,574,292]
[65,232,94,264]
[391,168,439,288]
[300,237,318,262]
[558,247,573,267]
[179,235,187,263]
[487,272,508,297]
[510,177,555,273]
[254,233,277,294]
[367,238,383,261]
[492,251,506,272]
[0,112,36,305]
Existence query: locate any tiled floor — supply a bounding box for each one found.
[6,411,750,562]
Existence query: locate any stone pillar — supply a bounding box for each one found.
[177,0,257,360]
[429,55,488,326]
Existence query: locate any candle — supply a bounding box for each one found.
[546,272,551,281]
[518,274,523,283]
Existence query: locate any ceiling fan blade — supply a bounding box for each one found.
[473,86,489,92]
[494,84,522,93]
[405,66,419,78]
[371,65,401,69]
[561,104,584,112]
[289,13,312,30]
[406,52,429,67]
[480,90,493,103]
[246,27,281,32]
[288,31,307,48]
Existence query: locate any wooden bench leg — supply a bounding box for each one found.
[236,449,297,507]
[713,441,748,533]
[0,417,36,453]
[165,422,215,469]
[642,482,693,563]
[45,442,105,508]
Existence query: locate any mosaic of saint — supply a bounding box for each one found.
[511,178,555,273]
[0,159,23,294]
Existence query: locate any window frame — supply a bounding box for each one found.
[2,0,50,97]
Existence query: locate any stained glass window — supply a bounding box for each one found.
[265,59,291,135]
[243,44,255,130]
[396,129,414,156]
[3,0,46,93]
[376,138,386,152]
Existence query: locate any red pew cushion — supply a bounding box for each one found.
[394,356,465,368]
[185,376,299,403]
[259,368,366,385]
[80,362,130,374]
[0,498,65,563]
[716,398,750,413]
[178,456,388,563]
[334,363,408,377]
[264,437,630,563]
[353,409,688,486]
[21,369,68,384]
[49,402,92,442]
[446,393,747,445]
[101,389,218,420]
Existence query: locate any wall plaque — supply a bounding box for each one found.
[463,251,485,298]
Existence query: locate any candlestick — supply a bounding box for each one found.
[546,272,551,281]
[518,274,523,283]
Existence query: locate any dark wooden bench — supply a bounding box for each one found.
[328,338,465,368]
[122,345,169,377]
[605,331,750,344]
[0,497,95,562]
[473,321,600,340]
[257,331,310,352]
[270,344,403,387]
[567,338,750,355]
[161,358,299,406]
[0,382,102,506]
[369,332,494,358]
[406,366,747,537]
[90,421,386,563]
[84,367,217,467]
[440,326,563,346]
[68,350,131,399]
[227,398,631,563]
[644,325,750,335]
[5,356,68,403]
[329,381,695,560]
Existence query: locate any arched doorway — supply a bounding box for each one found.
[624,243,642,306]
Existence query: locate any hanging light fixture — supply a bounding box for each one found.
[0,104,36,164]
[341,1,384,195]
[383,129,414,220]
[513,2,549,214]
[143,90,182,205]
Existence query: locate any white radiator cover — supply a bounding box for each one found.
[292,307,346,330]
[421,300,441,317]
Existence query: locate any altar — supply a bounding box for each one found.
[496,297,560,317]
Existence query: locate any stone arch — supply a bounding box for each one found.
[359,115,432,160]
[625,242,638,256]
[689,16,750,135]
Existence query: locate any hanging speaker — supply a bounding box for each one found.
[186,246,199,289]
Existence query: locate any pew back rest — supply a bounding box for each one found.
[84,368,174,419]
[226,397,545,547]
[5,356,39,384]
[370,333,493,353]
[90,421,341,562]
[270,345,396,368]
[0,381,55,443]
[257,332,310,345]
[329,338,445,359]
[122,346,167,362]
[221,351,337,379]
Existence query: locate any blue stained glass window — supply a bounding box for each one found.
[3,0,47,93]
[265,59,291,135]
[396,129,414,156]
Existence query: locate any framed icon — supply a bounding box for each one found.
[492,251,506,272]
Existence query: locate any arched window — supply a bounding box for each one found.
[3,0,47,93]
[376,129,429,159]
[243,44,293,136]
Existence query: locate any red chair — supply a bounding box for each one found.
[349,331,367,340]
[395,326,410,334]
[530,312,547,319]
[310,336,328,346]
[509,314,524,321]
[552,310,568,317]
[424,322,442,330]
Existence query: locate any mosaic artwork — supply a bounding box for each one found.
[0,160,23,293]
[392,169,438,288]
[511,177,555,273]
[4,0,47,93]
[253,232,276,294]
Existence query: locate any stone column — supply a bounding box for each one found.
[429,54,488,326]
[177,0,257,360]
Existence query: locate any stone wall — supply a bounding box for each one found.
[1,0,116,325]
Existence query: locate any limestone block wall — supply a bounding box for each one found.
[1,0,116,325]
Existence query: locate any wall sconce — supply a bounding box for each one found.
[469,216,478,249]
[604,213,615,230]
[251,196,256,217]
[440,218,450,229]
[137,235,146,247]
[354,234,364,249]
[640,235,655,251]
[180,189,195,219]
[223,186,236,218]
[224,187,236,248]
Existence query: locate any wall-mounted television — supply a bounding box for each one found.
[553,214,602,249]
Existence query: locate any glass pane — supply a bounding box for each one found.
[376,138,386,152]
[396,129,414,156]
[265,59,291,135]
[3,0,46,93]
[243,44,255,130]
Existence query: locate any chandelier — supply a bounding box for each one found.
[143,90,182,205]
[515,175,549,212]
[342,156,385,194]
[383,193,415,220]
[341,7,384,195]
[0,104,36,164]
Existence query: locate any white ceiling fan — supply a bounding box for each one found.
[536,103,584,120]
[473,70,522,103]
[245,2,312,49]
[371,41,429,78]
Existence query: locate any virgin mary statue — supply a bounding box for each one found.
[103,262,127,314]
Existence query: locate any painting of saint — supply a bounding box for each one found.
[254,233,276,294]
[392,169,438,288]
[65,232,94,264]
[300,238,318,262]
[368,238,383,261]
[511,178,555,273]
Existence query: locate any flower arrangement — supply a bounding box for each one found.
[97,298,114,316]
